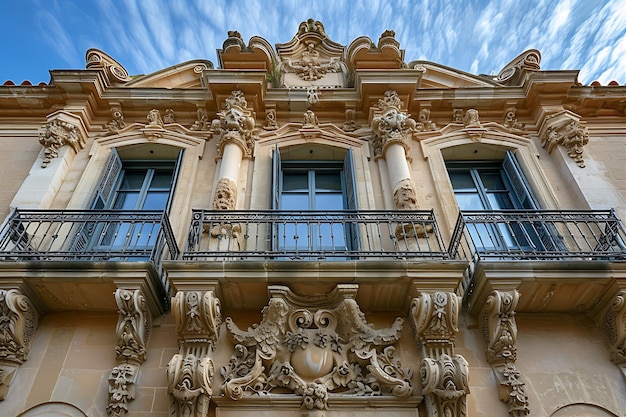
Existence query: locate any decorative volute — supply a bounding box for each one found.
[494,49,541,86]
[86,48,132,84]
[221,284,412,412]
[346,29,406,71]
[276,19,348,88]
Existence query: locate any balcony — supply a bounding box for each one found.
[0,209,179,314]
[449,210,626,314]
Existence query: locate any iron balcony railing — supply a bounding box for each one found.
[449,209,626,261]
[0,209,180,264]
[184,209,449,260]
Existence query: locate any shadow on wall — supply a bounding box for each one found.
[550,403,619,417]
[17,402,87,417]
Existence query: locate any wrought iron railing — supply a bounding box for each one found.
[0,209,180,263]
[449,210,626,261]
[184,209,449,260]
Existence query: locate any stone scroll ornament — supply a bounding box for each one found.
[411,291,469,417]
[540,111,589,168]
[220,285,412,414]
[210,90,256,159]
[38,119,85,167]
[167,291,222,417]
[605,289,626,377]
[481,290,529,417]
[0,289,38,401]
[107,289,152,417]
[370,90,416,160]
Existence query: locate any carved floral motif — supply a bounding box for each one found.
[211,90,256,159]
[481,290,529,417]
[0,289,38,400]
[107,289,151,417]
[167,352,214,417]
[221,285,411,410]
[38,119,84,167]
[283,41,340,81]
[371,90,415,159]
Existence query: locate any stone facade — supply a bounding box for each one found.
[0,20,625,417]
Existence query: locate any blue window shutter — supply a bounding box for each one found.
[502,150,538,209]
[343,148,358,210]
[92,148,122,209]
[271,145,281,209]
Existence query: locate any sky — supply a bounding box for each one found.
[1,0,625,86]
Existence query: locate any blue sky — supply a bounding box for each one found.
[1,0,625,85]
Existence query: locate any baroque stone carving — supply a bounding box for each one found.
[0,289,38,400]
[86,48,132,83]
[283,40,340,82]
[539,111,589,168]
[463,109,481,128]
[211,90,256,159]
[146,109,164,127]
[212,177,237,211]
[190,108,210,131]
[307,88,320,104]
[342,109,359,132]
[503,107,524,130]
[411,292,469,417]
[303,109,319,127]
[163,108,176,124]
[104,106,126,135]
[371,90,415,159]
[416,108,437,132]
[496,49,541,86]
[38,118,84,167]
[481,290,529,417]
[168,291,222,417]
[605,290,626,372]
[221,285,412,411]
[452,109,464,123]
[107,289,152,417]
[263,109,279,131]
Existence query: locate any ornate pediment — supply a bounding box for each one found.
[276,19,348,88]
[221,285,412,411]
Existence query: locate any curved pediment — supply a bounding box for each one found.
[125,60,214,88]
[408,61,499,88]
[275,19,348,88]
[347,31,405,71]
[217,31,278,71]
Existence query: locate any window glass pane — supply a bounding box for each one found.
[315,172,341,191]
[281,193,308,210]
[486,192,514,210]
[283,172,308,192]
[143,192,170,210]
[315,193,344,210]
[150,171,173,189]
[449,172,476,191]
[119,171,146,190]
[113,192,140,210]
[479,172,506,190]
[454,193,484,210]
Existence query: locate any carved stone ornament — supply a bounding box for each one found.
[420,353,470,417]
[411,292,459,355]
[495,49,541,86]
[392,179,433,239]
[371,90,416,159]
[211,90,256,159]
[416,108,437,132]
[307,88,320,105]
[503,107,524,130]
[190,108,210,131]
[107,289,152,417]
[481,290,529,417]
[303,109,319,127]
[263,109,279,131]
[342,109,359,132]
[168,291,222,417]
[220,285,412,411]
[605,290,626,370]
[146,109,164,127]
[539,111,589,168]
[86,48,132,84]
[104,106,126,135]
[0,289,38,400]
[164,108,176,124]
[462,109,488,142]
[38,118,85,167]
[283,40,341,82]
[212,177,237,211]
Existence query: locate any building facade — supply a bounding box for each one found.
[0,19,625,417]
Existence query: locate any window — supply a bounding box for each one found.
[271,146,358,255]
[446,151,546,252]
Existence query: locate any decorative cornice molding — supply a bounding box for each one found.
[0,289,38,400]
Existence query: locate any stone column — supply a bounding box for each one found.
[107,289,152,417]
[481,290,529,417]
[167,290,221,417]
[410,291,469,417]
[0,289,38,400]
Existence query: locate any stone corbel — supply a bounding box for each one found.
[0,289,38,400]
[168,291,222,417]
[538,110,589,168]
[605,289,626,378]
[481,290,529,417]
[107,289,152,417]
[411,291,469,417]
[38,111,88,167]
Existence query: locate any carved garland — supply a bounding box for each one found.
[220,285,412,412]
[38,119,85,167]
[411,291,469,417]
[0,289,38,401]
[167,291,222,417]
[481,290,529,417]
[107,289,152,417]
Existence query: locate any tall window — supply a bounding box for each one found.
[271,146,358,254]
